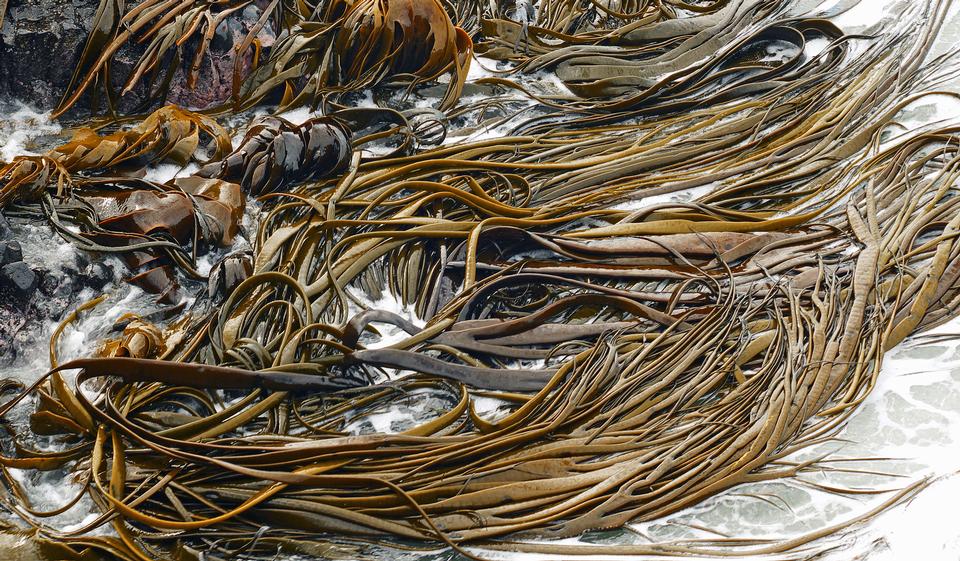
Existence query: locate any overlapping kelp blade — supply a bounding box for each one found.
[0,0,959,560]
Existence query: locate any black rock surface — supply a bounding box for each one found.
[0,0,145,115]
[0,213,11,240]
[0,240,21,265]
[0,0,276,115]
[0,260,37,295]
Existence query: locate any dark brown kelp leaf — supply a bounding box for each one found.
[197,115,352,196]
[86,177,244,302]
[208,251,254,301]
[97,190,196,245]
[172,176,246,246]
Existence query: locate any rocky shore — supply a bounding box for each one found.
[0,0,275,117]
[0,211,116,360]
[0,0,272,361]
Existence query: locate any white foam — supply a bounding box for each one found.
[0,103,61,161]
[142,162,199,184]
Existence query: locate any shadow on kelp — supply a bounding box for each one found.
[53,0,473,119]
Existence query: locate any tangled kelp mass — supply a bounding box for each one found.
[54,0,475,115]
[1,0,960,560]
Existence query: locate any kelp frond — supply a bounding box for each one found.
[0,0,958,560]
[55,0,474,117]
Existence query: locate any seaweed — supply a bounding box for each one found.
[0,0,959,560]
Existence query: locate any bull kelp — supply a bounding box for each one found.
[0,0,958,560]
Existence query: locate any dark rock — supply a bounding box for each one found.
[55,274,76,299]
[0,0,144,115]
[32,269,82,320]
[0,240,23,265]
[38,271,59,297]
[0,0,275,115]
[0,261,38,296]
[0,264,88,361]
[165,4,276,110]
[84,261,113,290]
[0,214,11,240]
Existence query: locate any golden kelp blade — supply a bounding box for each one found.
[0,106,240,302]
[54,0,475,116]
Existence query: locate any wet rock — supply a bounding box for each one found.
[0,262,95,361]
[0,261,38,296]
[166,4,277,110]
[0,0,142,115]
[37,270,60,297]
[33,269,81,319]
[0,240,22,265]
[84,261,114,291]
[0,0,275,114]
[0,214,11,240]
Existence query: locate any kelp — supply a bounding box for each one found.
[324,0,473,109]
[0,105,230,203]
[55,0,474,117]
[0,0,959,560]
[234,0,474,112]
[55,0,265,117]
[0,103,409,304]
[478,0,736,61]
[197,115,352,196]
[97,317,167,359]
[0,106,241,302]
[0,156,71,208]
[76,176,245,302]
[50,106,232,171]
[469,0,893,133]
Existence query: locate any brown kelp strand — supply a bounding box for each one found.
[235,0,475,112]
[478,0,768,67]
[56,0,475,117]
[477,0,844,109]
[0,0,959,560]
[0,105,407,303]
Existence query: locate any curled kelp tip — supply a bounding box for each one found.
[96,317,166,360]
[0,156,71,208]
